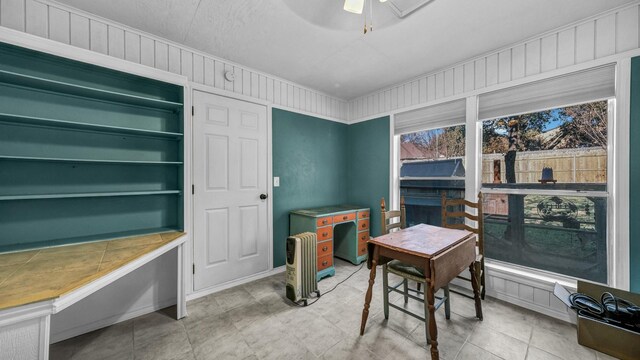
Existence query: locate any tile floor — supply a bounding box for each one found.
[50,259,617,360]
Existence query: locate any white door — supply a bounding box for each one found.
[193,90,269,291]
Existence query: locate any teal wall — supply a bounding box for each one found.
[630,57,640,292]
[272,109,391,267]
[272,109,349,267]
[347,117,391,238]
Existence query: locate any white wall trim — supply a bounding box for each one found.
[390,114,399,210]
[50,298,176,343]
[187,266,286,302]
[0,26,187,85]
[0,302,53,328]
[268,105,274,273]
[613,58,631,290]
[349,1,640,122]
[272,104,349,124]
[40,315,50,360]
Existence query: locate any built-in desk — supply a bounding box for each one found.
[0,231,187,360]
[290,205,370,280]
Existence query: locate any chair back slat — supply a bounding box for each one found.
[385,210,402,220]
[444,223,478,234]
[380,197,406,235]
[443,198,480,208]
[441,192,484,256]
[446,211,479,221]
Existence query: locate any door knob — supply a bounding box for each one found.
[260,194,268,200]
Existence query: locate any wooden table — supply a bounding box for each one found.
[359,224,483,360]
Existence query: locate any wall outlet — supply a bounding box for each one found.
[273,177,280,187]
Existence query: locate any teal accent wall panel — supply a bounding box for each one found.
[272,109,348,267]
[630,56,640,292]
[347,117,391,238]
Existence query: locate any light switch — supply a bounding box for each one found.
[273,177,280,187]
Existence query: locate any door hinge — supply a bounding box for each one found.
[191,106,194,116]
[192,264,195,274]
[192,184,194,194]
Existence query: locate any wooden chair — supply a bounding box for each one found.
[441,192,486,300]
[380,197,450,345]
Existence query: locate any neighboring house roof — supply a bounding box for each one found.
[401,142,425,159]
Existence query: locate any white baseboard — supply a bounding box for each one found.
[187,266,286,302]
[50,298,176,343]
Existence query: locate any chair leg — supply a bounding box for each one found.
[383,265,389,319]
[403,279,409,304]
[443,285,451,320]
[480,260,486,300]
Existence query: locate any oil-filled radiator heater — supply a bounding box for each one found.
[285,232,321,306]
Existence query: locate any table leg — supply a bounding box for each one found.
[426,283,439,360]
[360,245,379,336]
[469,263,483,320]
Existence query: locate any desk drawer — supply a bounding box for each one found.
[358,242,367,256]
[358,219,369,231]
[316,226,333,241]
[357,231,369,257]
[358,210,370,219]
[317,241,332,257]
[333,213,356,223]
[318,255,333,271]
[316,217,333,227]
[357,230,369,244]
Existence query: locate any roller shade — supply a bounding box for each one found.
[394,99,466,135]
[478,64,615,121]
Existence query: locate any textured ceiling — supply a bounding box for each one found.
[55,0,634,100]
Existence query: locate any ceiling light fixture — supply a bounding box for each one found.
[344,0,389,34]
[343,0,365,14]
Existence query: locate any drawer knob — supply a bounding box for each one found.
[322,246,328,251]
[322,261,328,266]
[322,220,327,224]
[322,232,328,237]
[343,216,348,220]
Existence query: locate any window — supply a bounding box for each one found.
[399,125,465,227]
[481,100,609,283]
[391,65,620,285]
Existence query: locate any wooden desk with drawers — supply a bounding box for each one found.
[290,205,370,280]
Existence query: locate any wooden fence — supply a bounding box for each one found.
[482,147,607,184]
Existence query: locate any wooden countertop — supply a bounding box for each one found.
[0,231,184,311]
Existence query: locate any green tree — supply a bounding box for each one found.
[550,101,608,149]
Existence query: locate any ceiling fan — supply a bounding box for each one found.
[343,0,433,33]
[344,0,433,18]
